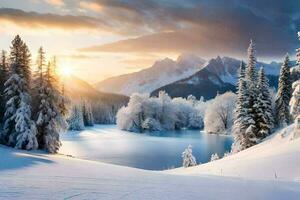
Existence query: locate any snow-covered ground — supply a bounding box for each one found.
[0,125,300,199]
[169,125,300,181]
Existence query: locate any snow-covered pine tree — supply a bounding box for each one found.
[245,40,257,83]
[254,67,274,139]
[182,145,197,167]
[1,35,38,150]
[232,41,259,153]
[290,81,300,120]
[82,101,94,126]
[236,61,245,89]
[32,47,47,146]
[68,104,84,131]
[275,54,292,127]
[35,55,68,153]
[290,81,300,139]
[244,40,259,147]
[36,54,67,153]
[232,77,255,152]
[0,50,8,122]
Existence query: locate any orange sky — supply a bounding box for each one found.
[0,0,298,83]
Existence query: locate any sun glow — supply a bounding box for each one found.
[58,64,73,77]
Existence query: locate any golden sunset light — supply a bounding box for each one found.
[1,1,300,199]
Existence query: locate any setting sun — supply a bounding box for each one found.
[58,65,72,77]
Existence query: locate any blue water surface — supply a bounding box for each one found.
[60,125,233,170]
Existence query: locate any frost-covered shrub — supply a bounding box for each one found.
[68,105,84,131]
[210,153,219,161]
[116,92,206,132]
[204,92,236,134]
[182,145,197,167]
[142,118,161,131]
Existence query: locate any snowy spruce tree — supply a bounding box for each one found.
[182,145,197,167]
[232,40,271,153]
[290,81,300,120]
[68,104,85,131]
[0,50,8,122]
[244,40,259,145]
[34,49,67,153]
[275,55,292,127]
[82,101,94,126]
[254,67,274,139]
[1,35,38,150]
[232,41,257,152]
[232,79,251,152]
[290,81,300,139]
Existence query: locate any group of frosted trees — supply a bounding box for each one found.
[204,92,236,134]
[117,91,206,132]
[0,35,68,153]
[68,101,94,131]
[117,90,238,134]
[232,40,295,153]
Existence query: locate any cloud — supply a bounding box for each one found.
[78,0,300,58]
[0,8,109,31]
[79,1,103,12]
[44,0,64,6]
[2,0,300,58]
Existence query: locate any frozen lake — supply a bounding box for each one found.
[60,125,233,170]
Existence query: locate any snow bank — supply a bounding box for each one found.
[0,125,300,199]
[169,125,300,181]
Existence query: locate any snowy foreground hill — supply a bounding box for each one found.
[1,125,300,199]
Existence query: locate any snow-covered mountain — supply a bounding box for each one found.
[94,54,206,96]
[152,56,282,100]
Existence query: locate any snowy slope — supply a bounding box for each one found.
[95,54,206,96]
[0,144,299,199]
[1,125,300,199]
[170,125,300,181]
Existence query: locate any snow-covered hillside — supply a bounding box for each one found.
[95,54,206,95]
[170,125,300,180]
[1,125,300,199]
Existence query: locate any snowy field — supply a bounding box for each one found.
[59,125,232,170]
[0,125,300,199]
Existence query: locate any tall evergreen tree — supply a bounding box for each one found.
[254,67,273,138]
[82,101,94,126]
[68,104,84,131]
[245,40,257,83]
[232,40,262,152]
[244,40,258,146]
[0,50,8,122]
[36,57,67,153]
[232,79,250,152]
[1,35,38,150]
[275,54,292,127]
[236,61,245,89]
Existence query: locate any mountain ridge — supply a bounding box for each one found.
[151,56,283,100]
[94,53,206,95]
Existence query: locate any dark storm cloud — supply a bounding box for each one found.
[80,0,300,58]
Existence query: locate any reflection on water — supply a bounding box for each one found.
[60,125,233,170]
